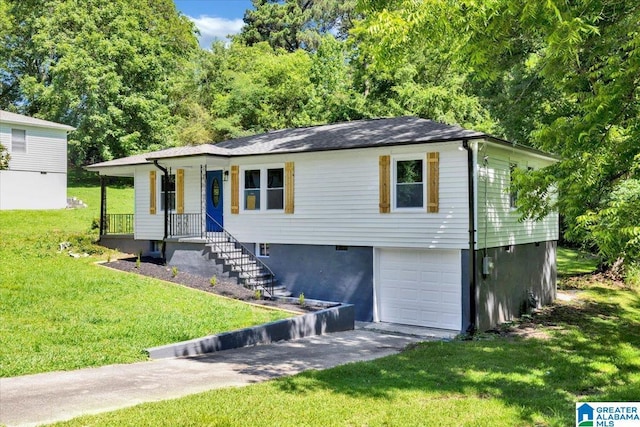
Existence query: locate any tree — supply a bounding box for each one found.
[1,0,199,164]
[235,0,357,51]
[0,143,10,170]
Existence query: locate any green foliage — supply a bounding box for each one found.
[235,0,356,51]
[298,292,305,306]
[577,179,640,267]
[171,266,178,278]
[0,142,10,169]
[254,289,262,300]
[1,0,198,164]
[209,276,217,287]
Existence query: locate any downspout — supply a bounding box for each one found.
[463,139,477,334]
[153,160,169,260]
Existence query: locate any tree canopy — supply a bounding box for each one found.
[1,0,198,164]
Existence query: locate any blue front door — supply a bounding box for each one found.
[206,170,223,232]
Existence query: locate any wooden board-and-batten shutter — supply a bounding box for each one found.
[149,170,157,215]
[379,155,391,213]
[176,168,184,214]
[285,162,295,214]
[427,152,439,213]
[230,165,239,214]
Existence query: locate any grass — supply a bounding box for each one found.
[0,171,290,377]
[557,246,599,276]
[52,273,640,426]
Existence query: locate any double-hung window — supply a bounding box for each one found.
[161,174,176,211]
[11,129,26,153]
[394,158,425,209]
[243,166,284,211]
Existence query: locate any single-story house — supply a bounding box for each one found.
[0,110,75,210]
[87,116,558,332]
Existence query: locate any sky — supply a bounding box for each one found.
[173,0,254,48]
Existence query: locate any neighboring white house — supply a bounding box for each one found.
[0,110,74,210]
[87,117,559,331]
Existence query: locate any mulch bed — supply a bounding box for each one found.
[104,256,313,314]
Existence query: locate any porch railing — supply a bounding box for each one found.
[169,213,203,237]
[205,213,276,298]
[104,214,134,235]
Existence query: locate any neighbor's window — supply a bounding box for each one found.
[395,159,424,208]
[257,243,270,257]
[11,129,26,153]
[243,167,284,211]
[161,174,176,211]
[244,169,261,210]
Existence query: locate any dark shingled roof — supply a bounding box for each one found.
[90,116,558,169]
[214,116,485,155]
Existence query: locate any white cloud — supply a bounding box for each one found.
[189,16,244,48]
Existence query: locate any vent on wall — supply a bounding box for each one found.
[335,246,348,251]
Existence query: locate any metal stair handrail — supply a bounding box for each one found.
[204,213,275,298]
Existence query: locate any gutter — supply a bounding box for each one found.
[153,160,169,260]
[462,139,477,334]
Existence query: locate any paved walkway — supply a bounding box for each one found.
[0,329,425,427]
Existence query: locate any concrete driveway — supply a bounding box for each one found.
[0,329,426,427]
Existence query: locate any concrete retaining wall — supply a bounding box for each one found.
[147,304,355,359]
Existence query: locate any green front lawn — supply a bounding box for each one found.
[53,279,640,426]
[0,178,290,377]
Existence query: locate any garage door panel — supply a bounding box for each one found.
[378,249,461,330]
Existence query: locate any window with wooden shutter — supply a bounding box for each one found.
[285,161,294,214]
[427,152,439,213]
[149,170,157,215]
[230,165,239,214]
[176,169,184,214]
[379,155,391,213]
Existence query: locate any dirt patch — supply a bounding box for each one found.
[485,289,590,340]
[104,257,315,314]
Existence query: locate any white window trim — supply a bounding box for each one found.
[11,128,27,154]
[256,243,270,257]
[240,164,285,213]
[391,154,427,212]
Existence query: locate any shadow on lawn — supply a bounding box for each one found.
[274,292,640,426]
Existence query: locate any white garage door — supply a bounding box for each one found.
[378,249,462,330]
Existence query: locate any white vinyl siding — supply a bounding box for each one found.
[0,123,67,174]
[225,143,470,249]
[0,120,68,210]
[134,167,164,240]
[476,144,559,249]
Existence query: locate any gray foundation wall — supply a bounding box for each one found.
[258,244,374,322]
[164,242,231,279]
[475,240,557,331]
[99,235,153,257]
